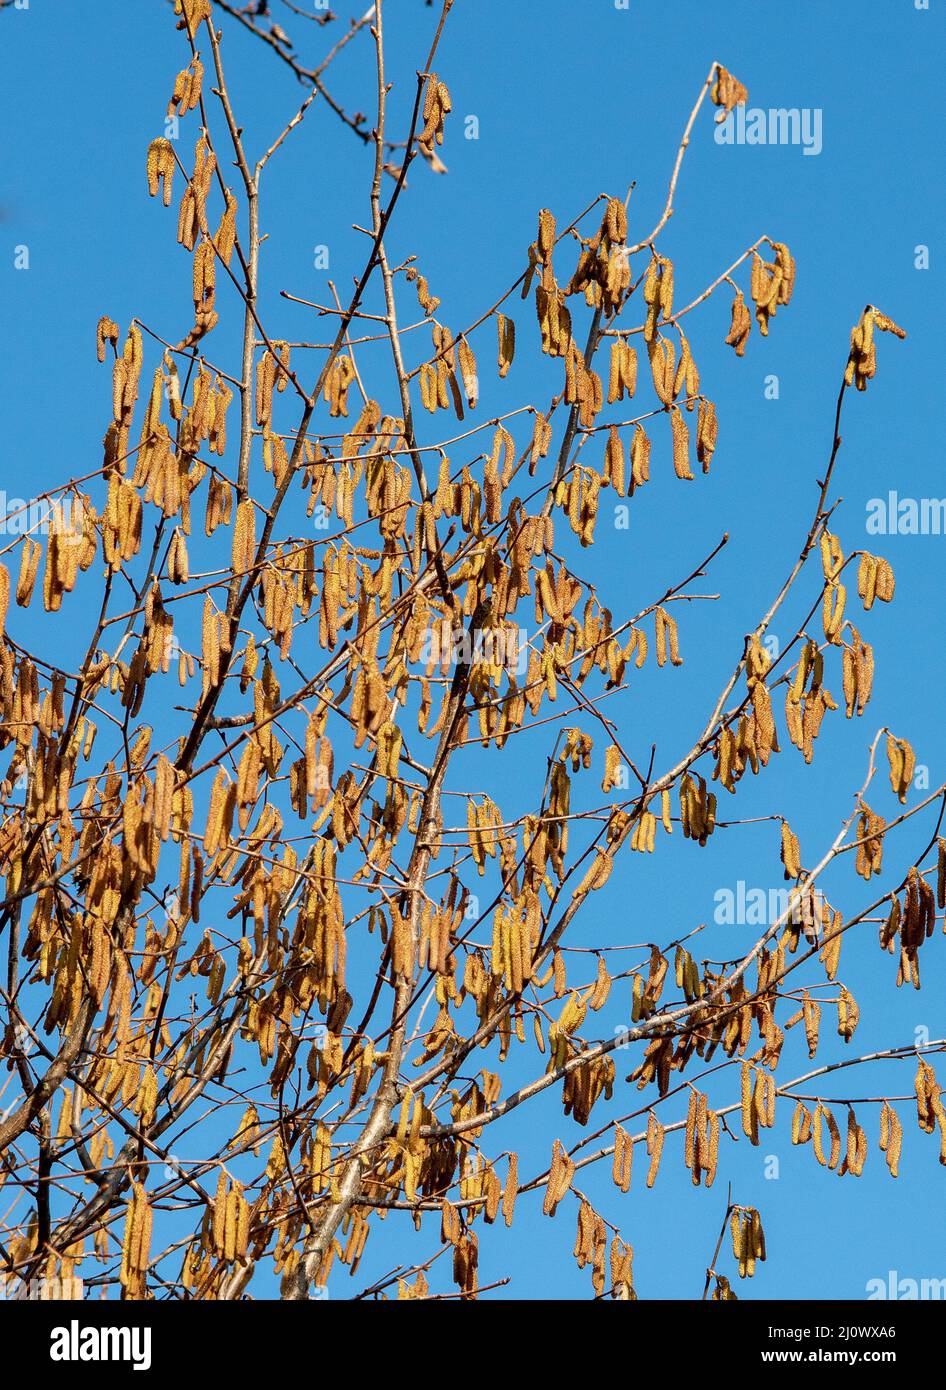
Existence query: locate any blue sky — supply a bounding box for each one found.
[1,0,945,1300]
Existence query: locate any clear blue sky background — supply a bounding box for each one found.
[1,0,944,1300]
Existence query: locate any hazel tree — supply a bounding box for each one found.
[0,0,937,1303]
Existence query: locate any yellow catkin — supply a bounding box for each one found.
[645,1113,664,1187]
[495,313,515,379]
[670,405,693,480]
[792,1101,812,1145]
[684,1088,697,1170]
[537,209,556,264]
[703,1110,719,1187]
[16,538,41,608]
[696,396,718,470]
[0,565,8,644]
[451,336,475,410]
[232,499,256,576]
[146,138,175,206]
[880,1103,902,1177]
[781,821,801,879]
[612,1124,633,1193]
[216,192,237,267]
[802,992,820,1058]
[741,1061,755,1139]
[502,1152,519,1227]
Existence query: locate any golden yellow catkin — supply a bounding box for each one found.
[800,990,820,1058]
[886,733,915,803]
[419,72,451,151]
[711,64,749,112]
[168,56,203,117]
[612,1124,633,1193]
[820,529,843,580]
[497,312,515,378]
[670,406,693,480]
[167,528,189,585]
[740,1060,757,1143]
[630,424,650,491]
[96,315,119,362]
[672,329,699,407]
[749,1208,766,1269]
[879,1102,902,1177]
[457,336,478,408]
[791,1101,812,1145]
[232,499,256,576]
[607,338,637,404]
[406,267,440,316]
[174,0,212,29]
[725,290,751,355]
[822,581,846,643]
[193,237,216,321]
[837,985,859,1043]
[537,208,556,264]
[604,425,626,496]
[818,910,843,979]
[15,533,43,606]
[648,333,675,403]
[696,396,718,470]
[844,1109,868,1177]
[543,1139,575,1216]
[845,307,906,390]
[146,138,175,206]
[203,768,234,855]
[645,1112,664,1187]
[859,553,883,610]
[529,411,552,472]
[654,607,682,667]
[684,1088,698,1171]
[781,821,801,879]
[502,1152,519,1227]
[730,1208,743,1267]
[120,1182,153,1295]
[730,1207,764,1279]
[0,565,8,644]
[914,1057,939,1133]
[216,192,237,267]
